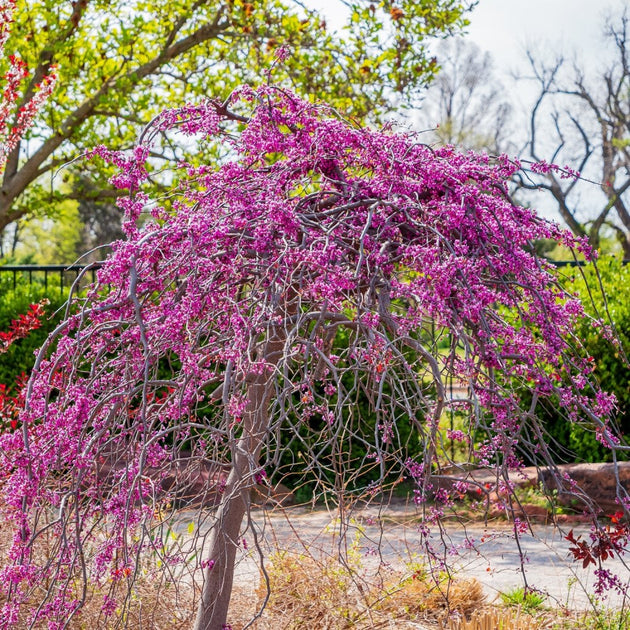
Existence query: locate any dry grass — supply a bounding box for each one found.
[249,549,487,629]
[253,551,375,629]
[5,585,194,630]
[0,567,197,629]
[63,580,196,630]
[0,517,197,629]
[438,609,540,630]
[375,565,485,621]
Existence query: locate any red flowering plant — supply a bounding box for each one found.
[0,0,55,172]
[0,84,627,628]
[0,301,47,352]
[0,301,47,431]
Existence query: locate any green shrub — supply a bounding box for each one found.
[0,277,69,390]
[500,587,546,613]
[573,256,630,418]
[542,256,630,463]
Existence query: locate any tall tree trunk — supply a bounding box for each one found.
[193,332,284,630]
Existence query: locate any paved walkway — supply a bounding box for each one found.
[173,503,630,612]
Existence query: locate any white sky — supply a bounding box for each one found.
[464,0,621,111]
[463,0,621,134]
[315,0,620,94]
[465,0,614,70]
[464,0,621,222]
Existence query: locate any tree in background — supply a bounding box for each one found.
[0,0,474,248]
[415,37,514,154]
[0,0,55,258]
[0,0,58,389]
[0,84,623,629]
[516,6,630,258]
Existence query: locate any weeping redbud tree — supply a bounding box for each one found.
[0,84,626,629]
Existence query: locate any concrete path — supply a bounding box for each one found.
[172,504,630,612]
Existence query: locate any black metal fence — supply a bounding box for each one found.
[552,260,630,267]
[0,260,627,294]
[0,264,102,293]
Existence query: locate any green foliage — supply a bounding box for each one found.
[513,483,556,511]
[568,256,630,459]
[11,200,83,264]
[538,256,630,463]
[0,278,68,389]
[583,607,630,630]
[3,0,472,236]
[572,257,630,415]
[500,587,546,613]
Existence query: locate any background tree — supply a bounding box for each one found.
[415,37,513,153]
[75,192,125,261]
[0,85,623,629]
[0,0,474,246]
[516,6,630,257]
[5,183,123,263]
[5,200,82,262]
[0,0,61,414]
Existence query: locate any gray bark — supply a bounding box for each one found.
[193,331,284,630]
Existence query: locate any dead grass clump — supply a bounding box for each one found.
[0,568,197,629]
[255,551,369,629]
[257,550,487,628]
[375,566,486,622]
[69,578,196,630]
[438,608,540,630]
[0,519,197,629]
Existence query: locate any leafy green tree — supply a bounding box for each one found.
[0,0,473,236]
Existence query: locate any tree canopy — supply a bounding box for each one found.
[0,0,54,169]
[0,0,474,237]
[0,83,623,629]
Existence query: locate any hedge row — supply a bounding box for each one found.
[0,279,69,391]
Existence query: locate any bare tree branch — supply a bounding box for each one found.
[517,11,630,257]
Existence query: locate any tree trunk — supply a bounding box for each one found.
[193,333,284,630]
[192,465,252,630]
